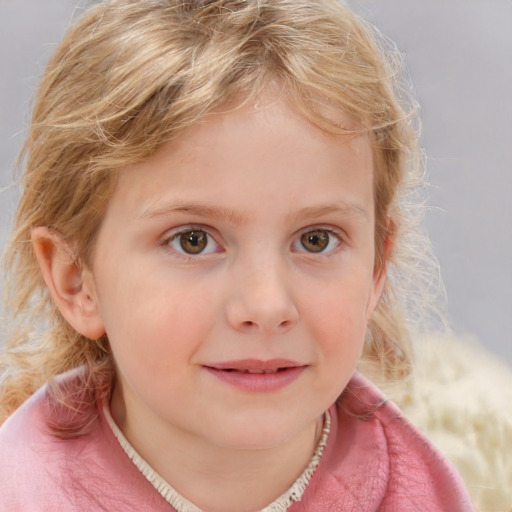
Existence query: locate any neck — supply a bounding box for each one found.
[111,391,324,512]
[169,431,319,511]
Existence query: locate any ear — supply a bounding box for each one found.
[31,226,106,339]
[366,229,395,319]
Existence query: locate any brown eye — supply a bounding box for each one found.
[300,230,330,253]
[179,230,208,254]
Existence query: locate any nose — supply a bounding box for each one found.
[225,256,299,335]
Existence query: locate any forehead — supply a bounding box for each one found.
[108,95,375,223]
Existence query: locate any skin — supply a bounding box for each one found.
[33,94,387,511]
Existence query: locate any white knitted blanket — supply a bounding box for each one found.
[361,336,512,512]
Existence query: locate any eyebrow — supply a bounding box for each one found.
[140,202,248,225]
[294,203,370,222]
[139,200,369,224]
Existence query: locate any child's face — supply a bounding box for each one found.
[88,95,385,450]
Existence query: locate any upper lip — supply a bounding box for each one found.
[205,359,305,371]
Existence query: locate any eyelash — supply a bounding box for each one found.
[160,225,345,258]
[160,225,221,259]
[292,227,344,256]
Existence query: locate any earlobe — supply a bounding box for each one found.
[31,226,105,339]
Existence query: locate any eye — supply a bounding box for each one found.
[167,229,220,255]
[294,229,341,254]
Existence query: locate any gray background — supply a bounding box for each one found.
[1,0,511,364]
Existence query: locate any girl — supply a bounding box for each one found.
[0,0,475,510]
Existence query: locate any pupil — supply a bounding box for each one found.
[180,231,207,254]
[301,230,328,253]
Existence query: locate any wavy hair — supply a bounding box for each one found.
[0,0,443,425]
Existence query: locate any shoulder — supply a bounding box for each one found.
[0,377,74,510]
[298,372,476,512]
[348,373,475,510]
[0,369,109,510]
[0,369,172,511]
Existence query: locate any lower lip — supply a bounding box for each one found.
[204,366,306,392]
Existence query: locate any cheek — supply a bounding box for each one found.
[97,271,216,371]
[315,307,367,365]
[305,274,372,357]
[304,291,368,403]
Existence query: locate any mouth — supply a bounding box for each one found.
[221,368,285,374]
[203,359,307,392]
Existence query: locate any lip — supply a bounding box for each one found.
[204,359,307,393]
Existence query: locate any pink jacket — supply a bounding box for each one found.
[0,371,475,511]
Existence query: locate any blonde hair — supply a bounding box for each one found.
[0,0,441,424]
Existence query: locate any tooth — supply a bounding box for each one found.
[244,369,279,374]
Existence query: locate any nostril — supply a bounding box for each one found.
[239,319,294,331]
